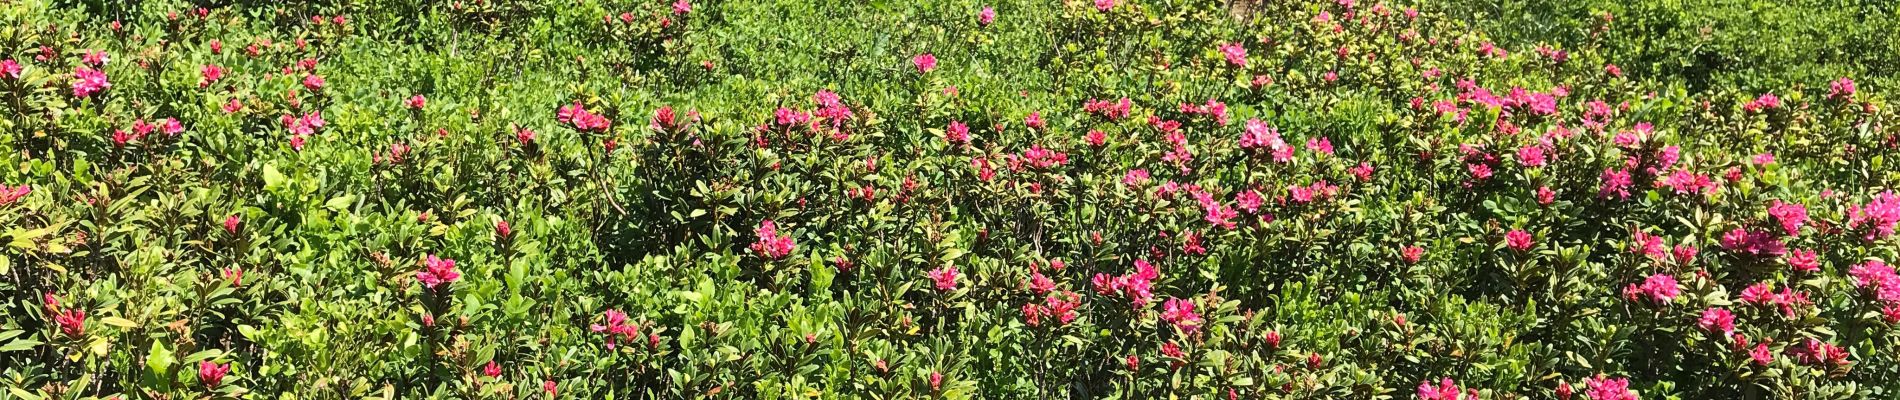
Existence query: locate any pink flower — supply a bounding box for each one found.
[912,53,938,74]
[199,361,231,388]
[1598,168,1633,199]
[673,0,692,15]
[1504,229,1533,251]
[1767,200,1808,236]
[302,74,325,91]
[1305,137,1334,155]
[749,220,796,259]
[71,66,110,97]
[1536,186,1557,206]
[1622,273,1680,305]
[1023,112,1044,130]
[557,102,613,132]
[1747,342,1774,366]
[1745,93,1782,113]
[1093,0,1116,12]
[1401,246,1425,264]
[1160,297,1204,335]
[944,120,971,145]
[1786,249,1820,273]
[1516,145,1547,168]
[161,118,184,136]
[1849,260,1900,304]
[1672,245,1698,264]
[224,214,241,235]
[1218,42,1247,67]
[406,94,427,109]
[927,266,961,291]
[1629,230,1667,259]
[1086,130,1107,147]
[496,219,513,239]
[483,361,502,378]
[1719,228,1785,257]
[199,64,225,88]
[589,309,640,349]
[1417,377,1465,400]
[415,254,461,290]
[543,380,559,397]
[1349,162,1375,182]
[54,308,85,338]
[1751,153,1776,165]
[1830,77,1857,100]
[1697,308,1735,335]
[1582,375,1634,400]
[978,6,995,26]
[0,59,20,79]
[1787,338,1850,368]
[82,50,109,66]
[0,184,30,206]
[1846,191,1900,241]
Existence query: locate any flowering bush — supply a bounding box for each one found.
[1,0,1897,399]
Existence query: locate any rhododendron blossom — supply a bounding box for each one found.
[927,265,961,291]
[1582,375,1635,400]
[591,309,640,349]
[71,66,110,97]
[1622,273,1679,305]
[750,220,796,259]
[1504,229,1534,251]
[416,254,461,290]
[1846,191,1900,240]
[1160,298,1203,335]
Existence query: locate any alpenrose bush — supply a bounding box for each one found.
[1,0,1897,398]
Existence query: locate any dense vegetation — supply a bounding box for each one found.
[2,0,1897,398]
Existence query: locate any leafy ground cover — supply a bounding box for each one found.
[2,0,1897,398]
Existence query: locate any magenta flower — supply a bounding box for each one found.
[302,74,325,91]
[557,102,613,132]
[1093,0,1116,12]
[0,59,20,79]
[589,309,640,349]
[1767,200,1808,236]
[199,361,231,388]
[1846,191,1900,241]
[1417,377,1466,400]
[945,120,971,145]
[1536,186,1557,206]
[1401,246,1425,264]
[406,94,427,109]
[977,6,995,26]
[70,66,110,97]
[1598,168,1633,199]
[199,64,225,88]
[1830,77,1857,100]
[1622,273,1680,305]
[0,184,33,206]
[911,53,937,74]
[54,308,85,338]
[1349,162,1375,182]
[1582,375,1634,400]
[1786,249,1820,273]
[1849,260,1900,304]
[483,361,502,378]
[1697,308,1735,335]
[1160,297,1203,335]
[749,220,796,259]
[1218,42,1247,67]
[1504,229,1534,251]
[673,0,692,15]
[415,254,461,290]
[927,265,961,292]
[1516,145,1547,168]
[223,214,241,235]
